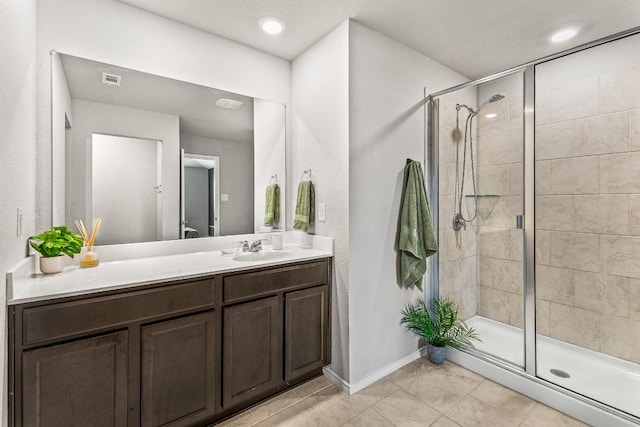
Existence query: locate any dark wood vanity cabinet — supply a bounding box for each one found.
[21,330,129,427]
[222,297,280,410]
[284,284,330,383]
[141,311,216,427]
[9,257,331,427]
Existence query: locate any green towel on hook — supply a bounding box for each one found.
[264,184,280,226]
[293,181,315,232]
[398,160,438,291]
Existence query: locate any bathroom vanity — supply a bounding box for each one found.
[7,240,332,427]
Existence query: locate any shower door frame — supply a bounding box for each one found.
[426,25,640,425]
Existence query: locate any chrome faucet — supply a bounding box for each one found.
[249,239,264,252]
[239,240,250,252]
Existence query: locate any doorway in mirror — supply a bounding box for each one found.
[181,152,220,239]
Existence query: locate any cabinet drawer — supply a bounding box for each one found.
[223,260,329,303]
[23,279,215,346]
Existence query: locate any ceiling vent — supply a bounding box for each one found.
[101,72,121,87]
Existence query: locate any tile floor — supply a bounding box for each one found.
[217,359,588,426]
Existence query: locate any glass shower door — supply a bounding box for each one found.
[436,71,526,369]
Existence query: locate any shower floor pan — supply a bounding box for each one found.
[465,316,640,418]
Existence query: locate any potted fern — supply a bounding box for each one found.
[400,297,479,364]
[29,226,84,274]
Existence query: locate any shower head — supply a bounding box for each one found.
[455,93,505,117]
[477,93,506,112]
[487,93,506,103]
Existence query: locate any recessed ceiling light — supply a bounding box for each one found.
[259,16,286,35]
[216,98,243,110]
[485,113,497,119]
[550,28,579,43]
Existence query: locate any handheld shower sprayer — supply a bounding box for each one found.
[452,93,506,231]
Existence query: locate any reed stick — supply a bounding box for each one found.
[75,218,101,250]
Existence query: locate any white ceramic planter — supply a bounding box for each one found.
[39,256,65,274]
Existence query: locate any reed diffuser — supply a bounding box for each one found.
[75,218,102,268]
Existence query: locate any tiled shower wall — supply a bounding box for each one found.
[534,64,640,364]
[475,92,525,329]
[438,95,478,321]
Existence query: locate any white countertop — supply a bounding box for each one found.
[7,232,333,305]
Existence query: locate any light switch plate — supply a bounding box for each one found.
[16,207,23,236]
[318,203,326,221]
[221,194,229,201]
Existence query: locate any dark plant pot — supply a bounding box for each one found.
[426,343,446,364]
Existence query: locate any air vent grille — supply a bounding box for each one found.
[101,72,121,87]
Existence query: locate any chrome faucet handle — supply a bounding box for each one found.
[238,240,250,252]
[249,239,265,252]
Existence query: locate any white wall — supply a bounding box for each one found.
[254,99,286,230]
[292,21,351,380]
[69,100,180,240]
[36,0,291,232]
[347,21,470,384]
[181,134,254,236]
[0,1,37,425]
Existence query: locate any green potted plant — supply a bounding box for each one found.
[400,296,479,364]
[29,225,84,274]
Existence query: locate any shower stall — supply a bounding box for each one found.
[426,28,640,425]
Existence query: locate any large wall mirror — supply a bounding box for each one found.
[51,52,286,245]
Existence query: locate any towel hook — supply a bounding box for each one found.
[300,169,312,181]
[270,174,278,184]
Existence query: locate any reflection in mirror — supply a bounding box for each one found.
[51,52,286,245]
[93,134,163,244]
[182,153,220,238]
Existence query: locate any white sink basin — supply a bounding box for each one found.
[232,250,292,262]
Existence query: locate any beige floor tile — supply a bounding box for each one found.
[293,375,333,398]
[385,357,435,388]
[249,389,302,422]
[430,416,462,427]
[445,395,514,427]
[469,379,536,421]
[402,362,483,413]
[257,398,319,427]
[342,408,394,427]
[296,384,371,426]
[372,388,441,426]
[217,409,258,426]
[521,403,588,427]
[222,363,586,427]
[352,376,399,406]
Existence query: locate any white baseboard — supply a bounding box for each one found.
[322,349,422,395]
[322,366,351,394]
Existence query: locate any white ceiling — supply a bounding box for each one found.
[61,54,255,143]
[117,0,640,79]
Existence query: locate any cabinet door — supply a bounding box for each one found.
[22,331,128,427]
[285,285,330,382]
[222,297,280,409]
[141,311,216,427]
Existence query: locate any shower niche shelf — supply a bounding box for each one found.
[465,194,500,220]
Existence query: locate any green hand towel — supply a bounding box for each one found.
[293,181,315,232]
[264,184,280,226]
[398,161,438,290]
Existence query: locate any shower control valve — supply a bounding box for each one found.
[453,213,466,231]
